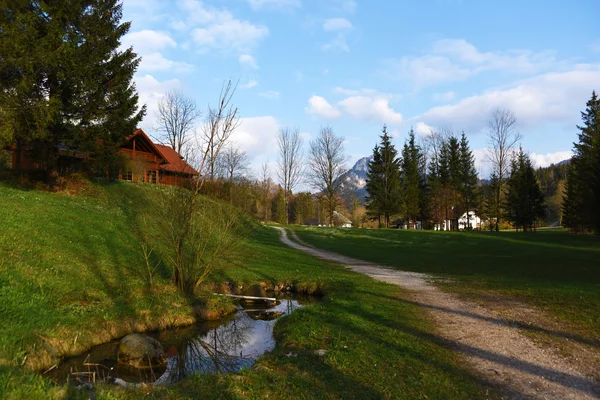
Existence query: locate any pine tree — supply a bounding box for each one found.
[365,125,401,228]
[458,132,479,230]
[563,91,600,233]
[505,148,545,231]
[427,149,444,229]
[0,1,145,174]
[400,129,425,228]
[0,2,62,169]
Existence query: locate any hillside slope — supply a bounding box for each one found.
[0,182,240,372]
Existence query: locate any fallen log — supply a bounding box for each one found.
[213,293,277,302]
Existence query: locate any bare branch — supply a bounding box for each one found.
[485,107,522,231]
[217,145,250,181]
[155,90,201,154]
[485,108,521,181]
[307,126,347,226]
[199,79,241,181]
[276,127,304,224]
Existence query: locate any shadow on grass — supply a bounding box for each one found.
[328,294,599,398]
[357,289,600,350]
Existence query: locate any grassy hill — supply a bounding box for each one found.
[0,181,497,399]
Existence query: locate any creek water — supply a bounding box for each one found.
[49,295,314,385]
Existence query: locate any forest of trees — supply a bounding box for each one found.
[362,110,555,232]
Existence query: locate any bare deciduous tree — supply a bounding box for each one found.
[156,90,201,155]
[485,107,522,231]
[276,127,303,224]
[200,81,241,179]
[156,80,244,294]
[218,146,250,181]
[308,126,347,227]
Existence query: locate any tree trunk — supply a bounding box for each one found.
[14,138,22,171]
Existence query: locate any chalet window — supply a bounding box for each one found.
[147,170,157,183]
[122,170,132,181]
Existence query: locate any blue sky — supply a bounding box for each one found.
[121,0,600,179]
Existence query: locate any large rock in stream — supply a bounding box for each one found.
[117,334,166,369]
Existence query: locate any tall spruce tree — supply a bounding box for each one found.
[458,132,479,229]
[505,148,545,231]
[365,125,401,228]
[563,91,600,233]
[0,2,61,168]
[0,0,144,174]
[400,129,425,228]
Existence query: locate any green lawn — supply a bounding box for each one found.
[0,182,497,399]
[292,226,600,339]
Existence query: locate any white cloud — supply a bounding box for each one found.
[122,30,176,54]
[414,122,435,136]
[322,33,349,52]
[472,148,572,177]
[246,0,301,11]
[472,148,490,176]
[331,0,356,13]
[338,95,402,124]
[241,80,258,89]
[134,74,181,129]
[323,17,353,31]
[171,20,187,31]
[230,116,280,159]
[432,91,455,102]
[180,0,269,53]
[259,90,280,99]
[383,39,557,88]
[239,54,259,68]
[139,52,195,72]
[306,95,342,119]
[529,151,573,168]
[121,30,194,73]
[416,64,600,133]
[306,91,403,124]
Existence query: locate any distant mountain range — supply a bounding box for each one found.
[338,156,372,205]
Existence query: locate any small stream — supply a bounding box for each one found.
[49,295,315,385]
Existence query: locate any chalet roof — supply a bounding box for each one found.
[126,129,168,162]
[155,144,198,175]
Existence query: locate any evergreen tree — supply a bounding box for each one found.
[563,91,600,233]
[427,149,444,229]
[400,129,425,227]
[0,2,61,168]
[0,0,144,174]
[481,173,501,231]
[365,125,401,228]
[293,192,315,224]
[458,132,479,229]
[272,188,287,224]
[505,148,545,231]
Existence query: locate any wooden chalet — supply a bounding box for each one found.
[119,129,198,186]
[7,128,198,187]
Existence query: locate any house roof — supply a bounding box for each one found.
[126,129,168,162]
[155,144,198,175]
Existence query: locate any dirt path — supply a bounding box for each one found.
[274,227,600,400]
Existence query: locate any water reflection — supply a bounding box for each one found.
[50,298,306,385]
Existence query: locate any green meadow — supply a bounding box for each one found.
[0,182,496,399]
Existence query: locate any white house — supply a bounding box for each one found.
[434,211,481,231]
[457,211,481,230]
